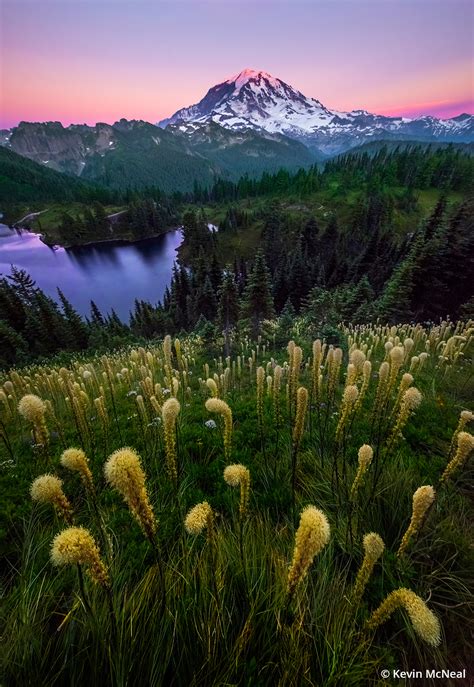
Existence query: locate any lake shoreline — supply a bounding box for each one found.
[0,225,184,320]
[41,225,183,250]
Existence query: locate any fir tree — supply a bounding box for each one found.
[57,289,89,349]
[90,300,106,327]
[242,251,275,336]
[217,270,240,355]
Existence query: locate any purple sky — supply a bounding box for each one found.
[1,0,473,128]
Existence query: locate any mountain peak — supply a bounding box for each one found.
[159,71,474,153]
[226,68,280,89]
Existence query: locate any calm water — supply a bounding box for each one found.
[0,226,183,321]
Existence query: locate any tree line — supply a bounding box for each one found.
[55,197,179,245]
[189,145,473,203]
[1,145,473,368]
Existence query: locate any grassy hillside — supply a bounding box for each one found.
[1,323,473,685]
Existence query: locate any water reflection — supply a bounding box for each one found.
[0,226,182,321]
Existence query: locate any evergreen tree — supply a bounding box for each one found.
[377,258,415,322]
[0,321,28,367]
[195,276,217,322]
[90,300,106,327]
[288,239,311,311]
[242,251,275,336]
[217,270,240,355]
[7,267,37,302]
[57,288,89,349]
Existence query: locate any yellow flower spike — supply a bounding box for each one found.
[163,334,173,387]
[104,447,157,540]
[184,501,214,536]
[174,338,183,370]
[292,386,309,449]
[312,339,322,399]
[335,385,358,442]
[350,444,373,500]
[223,463,250,518]
[94,396,109,430]
[354,360,372,412]
[256,366,265,427]
[135,394,148,425]
[346,363,357,386]
[418,351,429,369]
[365,588,441,647]
[352,532,384,605]
[31,474,73,523]
[18,393,49,445]
[287,505,330,596]
[273,365,283,427]
[350,349,366,375]
[162,397,181,484]
[60,448,94,490]
[441,431,474,484]
[287,342,301,409]
[397,485,435,557]
[150,395,162,416]
[328,347,343,402]
[403,337,414,360]
[387,386,422,451]
[266,375,273,397]
[3,380,14,395]
[172,377,179,397]
[388,345,405,386]
[374,361,389,408]
[447,409,473,458]
[206,397,233,460]
[206,378,219,397]
[51,526,109,588]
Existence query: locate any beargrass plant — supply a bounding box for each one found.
[1,321,473,686]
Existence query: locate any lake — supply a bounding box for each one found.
[0,226,183,321]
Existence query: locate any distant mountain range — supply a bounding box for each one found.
[1,68,472,191]
[160,69,473,155]
[1,118,315,192]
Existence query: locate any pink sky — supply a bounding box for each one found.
[1,0,472,129]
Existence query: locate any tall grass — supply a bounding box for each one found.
[1,321,473,685]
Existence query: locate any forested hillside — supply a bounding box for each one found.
[1,147,472,369]
[0,147,116,205]
[153,145,474,335]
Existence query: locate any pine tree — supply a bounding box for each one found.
[209,252,222,292]
[7,267,37,303]
[57,289,89,349]
[0,278,27,332]
[377,258,415,322]
[217,270,240,355]
[288,239,311,311]
[26,292,68,356]
[90,300,106,327]
[195,276,217,322]
[242,251,275,336]
[0,320,28,367]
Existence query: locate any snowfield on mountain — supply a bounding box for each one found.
[160,68,474,154]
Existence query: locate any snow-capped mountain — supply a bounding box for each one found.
[159,69,474,155]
